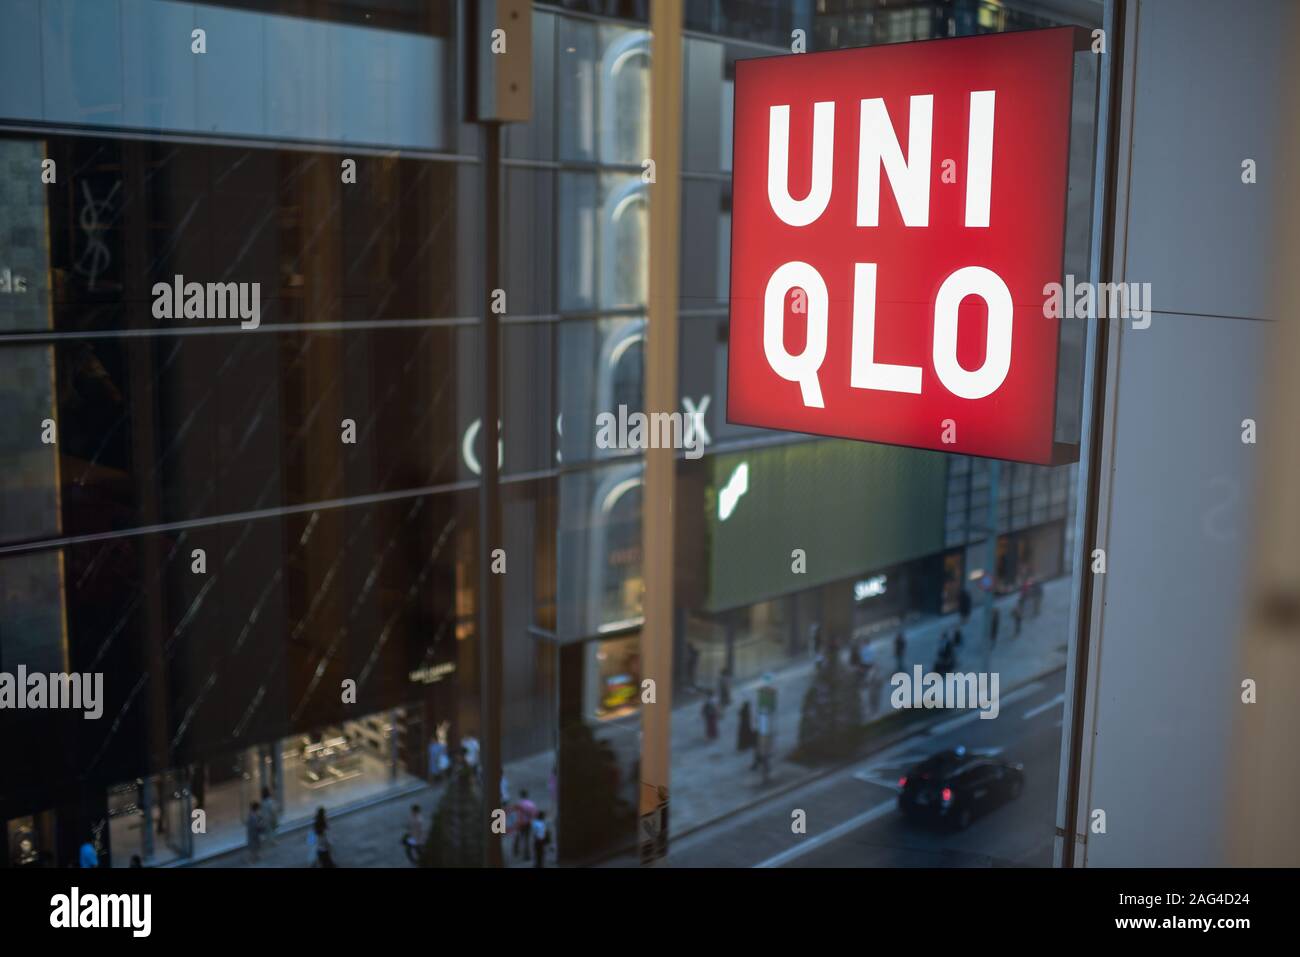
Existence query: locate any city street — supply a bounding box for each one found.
[194,581,1070,868]
[659,668,1067,868]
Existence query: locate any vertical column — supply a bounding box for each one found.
[478,120,505,869]
[472,0,532,867]
[1229,29,1300,866]
[639,0,684,866]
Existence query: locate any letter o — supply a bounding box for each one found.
[932,266,1013,400]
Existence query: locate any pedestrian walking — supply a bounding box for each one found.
[246,802,262,863]
[428,737,448,782]
[718,670,732,709]
[309,807,335,867]
[512,790,538,861]
[403,804,424,864]
[702,694,720,740]
[737,700,756,752]
[531,811,551,867]
[893,629,906,675]
[259,787,279,845]
[461,735,481,771]
[934,634,954,674]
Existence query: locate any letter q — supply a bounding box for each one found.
[764,261,828,408]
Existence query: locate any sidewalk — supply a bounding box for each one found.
[194,577,1072,867]
[193,782,439,868]
[608,576,1072,850]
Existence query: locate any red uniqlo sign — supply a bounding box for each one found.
[727,28,1086,465]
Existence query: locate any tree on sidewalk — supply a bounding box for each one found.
[796,638,865,761]
[558,720,636,863]
[420,755,484,868]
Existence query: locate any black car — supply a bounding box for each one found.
[896,748,1024,830]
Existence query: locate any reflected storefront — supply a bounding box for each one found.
[0,111,468,864]
[105,707,422,866]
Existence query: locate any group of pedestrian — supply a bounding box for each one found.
[700,661,738,741]
[505,789,551,867]
[702,668,776,778]
[244,787,280,864]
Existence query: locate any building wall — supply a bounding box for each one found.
[1075,0,1289,866]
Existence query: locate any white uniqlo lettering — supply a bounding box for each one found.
[762,90,1010,405]
[767,102,835,227]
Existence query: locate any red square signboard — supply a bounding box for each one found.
[727,28,1086,465]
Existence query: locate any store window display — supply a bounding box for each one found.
[103,707,420,865]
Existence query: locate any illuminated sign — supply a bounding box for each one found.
[727,28,1089,464]
[717,462,749,520]
[0,268,29,293]
[854,574,888,601]
[409,662,457,685]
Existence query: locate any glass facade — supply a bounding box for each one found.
[1,0,1103,870]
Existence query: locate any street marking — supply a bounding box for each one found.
[923,681,1044,735]
[1022,692,1065,721]
[927,711,980,735]
[853,746,1005,788]
[997,681,1045,709]
[754,799,896,868]
[853,772,902,789]
[866,752,930,767]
